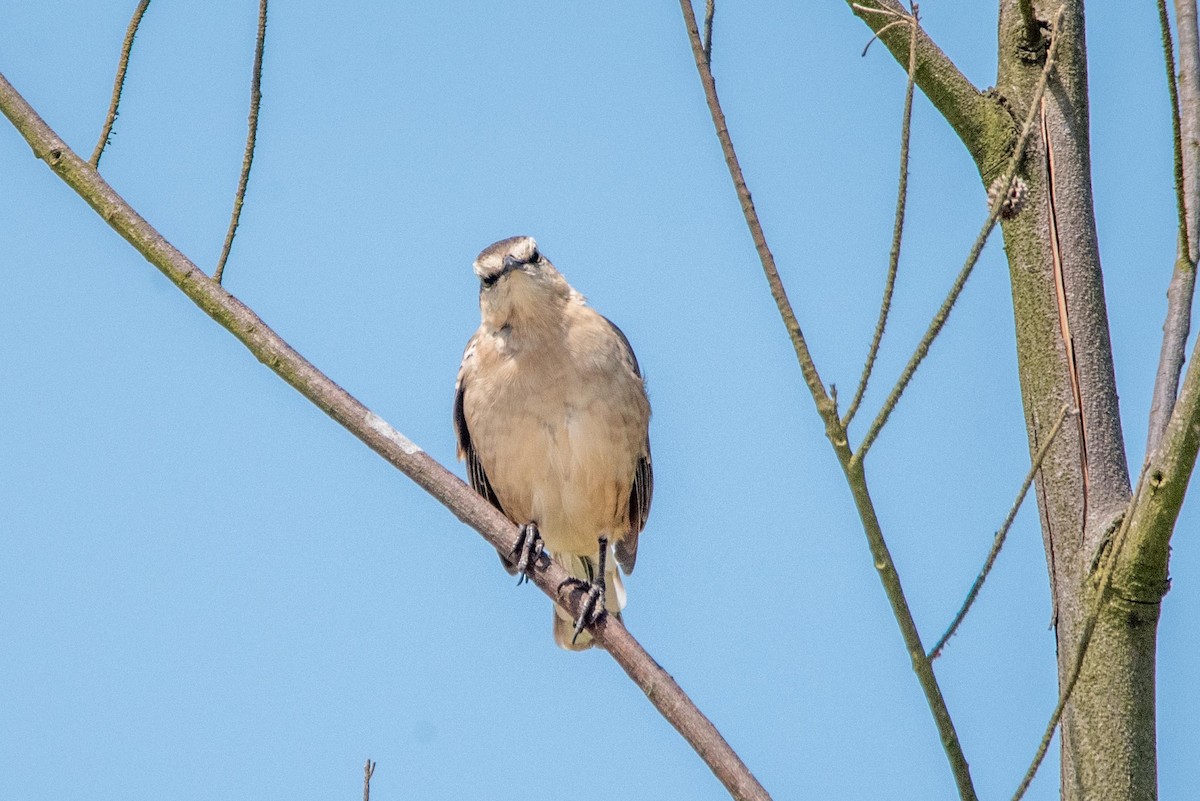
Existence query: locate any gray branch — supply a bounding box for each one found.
[0,70,771,801]
[1148,0,1200,458]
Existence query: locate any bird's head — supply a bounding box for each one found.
[473,236,571,330]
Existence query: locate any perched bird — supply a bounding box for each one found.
[454,236,653,650]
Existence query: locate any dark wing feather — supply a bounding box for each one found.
[455,368,520,575]
[454,368,504,515]
[615,448,652,574]
[606,317,652,574]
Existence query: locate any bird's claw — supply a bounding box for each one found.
[558,577,606,644]
[511,522,544,585]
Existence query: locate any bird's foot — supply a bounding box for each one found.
[510,522,544,585]
[557,575,606,645]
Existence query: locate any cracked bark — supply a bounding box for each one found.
[996,3,1153,800]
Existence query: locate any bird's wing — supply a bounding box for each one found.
[603,316,653,574]
[616,448,653,574]
[454,333,506,517]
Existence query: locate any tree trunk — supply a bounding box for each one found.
[996,2,1159,799]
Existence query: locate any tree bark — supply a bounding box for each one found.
[845,2,1180,797]
[995,2,1159,799]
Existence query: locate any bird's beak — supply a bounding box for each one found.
[501,255,523,274]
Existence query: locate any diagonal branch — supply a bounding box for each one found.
[675,0,836,429]
[845,0,1015,182]
[90,0,152,167]
[844,4,918,428]
[928,403,1073,661]
[1119,206,1200,599]
[1159,0,1191,259]
[678,3,976,799]
[0,71,771,801]
[855,10,1063,462]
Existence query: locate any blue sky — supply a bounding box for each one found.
[1,2,1196,799]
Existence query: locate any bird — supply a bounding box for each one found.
[454,235,653,650]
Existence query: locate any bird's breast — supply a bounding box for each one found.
[466,347,647,556]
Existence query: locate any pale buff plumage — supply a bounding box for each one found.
[454,236,652,650]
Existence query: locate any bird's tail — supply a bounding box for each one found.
[552,550,626,651]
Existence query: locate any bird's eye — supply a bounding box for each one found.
[529,248,541,263]
[481,272,500,289]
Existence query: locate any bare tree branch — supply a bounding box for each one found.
[1148,0,1200,458]
[845,0,1015,182]
[1178,0,1200,259]
[90,0,151,167]
[928,404,1073,661]
[855,9,1063,462]
[1151,266,1198,458]
[676,1,834,423]
[363,759,376,801]
[1158,0,1190,259]
[703,0,714,67]
[844,4,918,428]
[1119,216,1200,595]
[678,3,977,798]
[0,70,771,801]
[214,0,269,284]
[837,460,978,799]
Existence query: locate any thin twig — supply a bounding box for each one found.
[214,0,269,284]
[928,404,1073,661]
[363,759,376,801]
[859,19,909,57]
[850,2,903,16]
[0,70,771,801]
[844,4,918,428]
[1177,0,1200,253]
[851,5,909,58]
[703,0,715,67]
[846,1,1014,185]
[1160,0,1190,259]
[90,0,152,167]
[675,0,834,421]
[1010,469,1149,801]
[854,8,1065,463]
[1148,0,1200,457]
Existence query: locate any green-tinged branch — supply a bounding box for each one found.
[848,0,1016,181]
